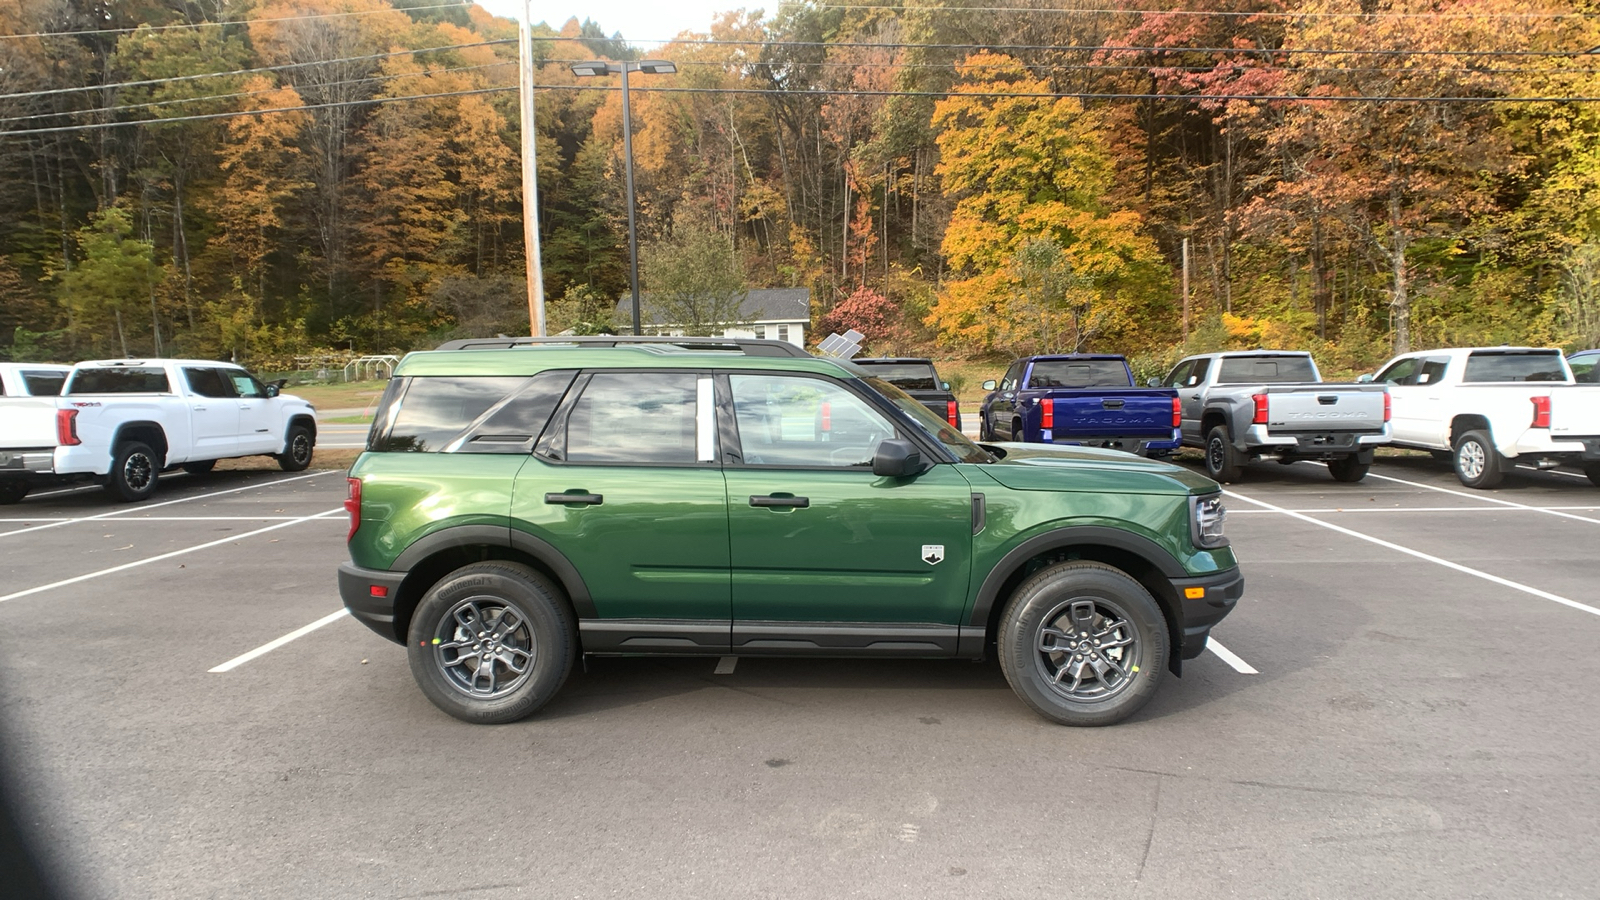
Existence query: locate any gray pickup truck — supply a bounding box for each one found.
[1164,351,1391,483]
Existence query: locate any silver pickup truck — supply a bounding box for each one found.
[1164,351,1391,483]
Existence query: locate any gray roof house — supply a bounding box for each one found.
[617,288,811,349]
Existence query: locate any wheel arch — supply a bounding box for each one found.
[1449,414,1491,447]
[970,528,1187,676]
[386,525,593,645]
[111,421,168,464]
[287,413,318,441]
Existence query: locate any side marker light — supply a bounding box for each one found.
[1184,587,1206,599]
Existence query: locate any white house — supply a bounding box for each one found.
[620,288,811,349]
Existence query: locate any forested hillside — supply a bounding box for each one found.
[2,0,1599,373]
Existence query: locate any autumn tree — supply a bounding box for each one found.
[641,222,748,334]
[815,285,910,353]
[57,207,165,358]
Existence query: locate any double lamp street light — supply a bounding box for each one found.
[570,59,677,336]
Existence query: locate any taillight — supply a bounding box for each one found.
[1171,396,1182,428]
[1040,398,1054,429]
[820,401,831,433]
[1531,396,1551,429]
[946,400,959,427]
[1251,394,1269,425]
[345,477,361,541]
[1383,391,1391,423]
[56,408,80,446]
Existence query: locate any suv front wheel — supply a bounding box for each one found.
[998,561,1168,726]
[407,562,576,724]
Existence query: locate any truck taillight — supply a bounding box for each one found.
[1172,396,1182,428]
[1531,395,1551,429]
[947,400,959,427]
[1041,398,1054,429]
[345,477,361,542]
[1251,394,1269,425]
[56,408,80,446]
[820,401,831,433]
[1383,391,1391,423]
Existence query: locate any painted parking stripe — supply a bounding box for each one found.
[714,657,738,675]
[1224,489,1600,619]
[0,515,321,523]
[0,509,343,604]
[0,471,331,539]
[1229,505,1600,515]
[1362,471,1600,525]
[208,609,351,673]
[1205,638,1258,674]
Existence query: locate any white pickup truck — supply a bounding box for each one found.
[1366,347,1600,488]
[0,358,318,504]
[0,362,71,399]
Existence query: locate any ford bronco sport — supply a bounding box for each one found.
[339,345,1242,726]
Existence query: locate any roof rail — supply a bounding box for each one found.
[433,335,811,358]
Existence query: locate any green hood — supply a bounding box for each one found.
[970,442,1219,495]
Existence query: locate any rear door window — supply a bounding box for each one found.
[184,367,235,398]
[561,372,702,465]
[1417,358,1450,386]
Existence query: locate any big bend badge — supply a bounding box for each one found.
[921,544,945,565]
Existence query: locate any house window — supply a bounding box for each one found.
[753,325,766,339]
[777,324,789,343]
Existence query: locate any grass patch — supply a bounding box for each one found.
[283,380,388,411]
[324,414,373,424]
[214,448,360,473]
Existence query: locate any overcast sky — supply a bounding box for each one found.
[471,0,759,48]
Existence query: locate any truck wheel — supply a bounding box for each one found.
[276,425,314,472]
[998,561,1167,727]
[407,562,576,725]
[1204,425,1243,483]
[1584,464,1600,488]
[0,482,28,505]
[1453,430,1504,489]
[106,441,160,502]
[1011,418,1024,442]
[979,417,993,442]
[182,460,216,476]
[1327,455,1369,483]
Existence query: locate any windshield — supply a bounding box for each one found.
[861,375,991,464]
[854,361,939,390]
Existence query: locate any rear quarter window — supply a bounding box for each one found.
[375,375,536,453]
[67,367,171,393]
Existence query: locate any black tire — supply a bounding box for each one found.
[0,482,28,505]
[276,424,314,472]
[1011,418,1025,442]
[1327,455,1370,483]
[1204,425,1243,483]
[407,562,576,725]
[997,561,1168,727]
[182,459,216,476]
[1452,429,1504,489]
[105,441,159,502]
[979,416,994,442]
[1584,464,1600,488]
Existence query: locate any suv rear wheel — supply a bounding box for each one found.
[407,562,575,724]
[998,561,1168,726]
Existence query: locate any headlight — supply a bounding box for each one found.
[1189,493,1228,549]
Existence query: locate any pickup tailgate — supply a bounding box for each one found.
[1049,389,1178,438]
[1551,386,1600,438]
[1260,384,1386,432]
[0,398,61,451]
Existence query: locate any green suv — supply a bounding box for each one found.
[339,345,1242,726]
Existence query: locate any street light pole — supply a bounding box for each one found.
[571,59,676,336]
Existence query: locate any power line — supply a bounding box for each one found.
[813,3,1585,21]
[0,62,515,126]
[658,56,1600,78]
[0,3,477,41]
[0,40,514,103]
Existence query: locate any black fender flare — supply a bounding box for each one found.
[110,421,170,465]
[389,524,595,617]
[967,525,1188,630]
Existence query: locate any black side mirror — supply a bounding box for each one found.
[265,384,280,398]
[872,439,923,477]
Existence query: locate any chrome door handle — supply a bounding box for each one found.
[192,405,206,411]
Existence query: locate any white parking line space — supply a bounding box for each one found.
[1229,505,1600,515]
[1224,488,1600,619]
[208,609,351,673]
[0,471,332,539]
[1204,638,1258,674]
[714,657,738,675]
[0,515,319,523]
[1363,470,1600,525]
[0,508,344,604]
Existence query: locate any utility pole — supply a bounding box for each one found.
[519,2,546,336]
[1181,236,1190,344]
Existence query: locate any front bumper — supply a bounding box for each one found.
[339,562,410,644]
[1171,566,1245,660]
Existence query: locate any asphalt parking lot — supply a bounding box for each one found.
[2,456,1598,899]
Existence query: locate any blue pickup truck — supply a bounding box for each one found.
[978,354,1182,457]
